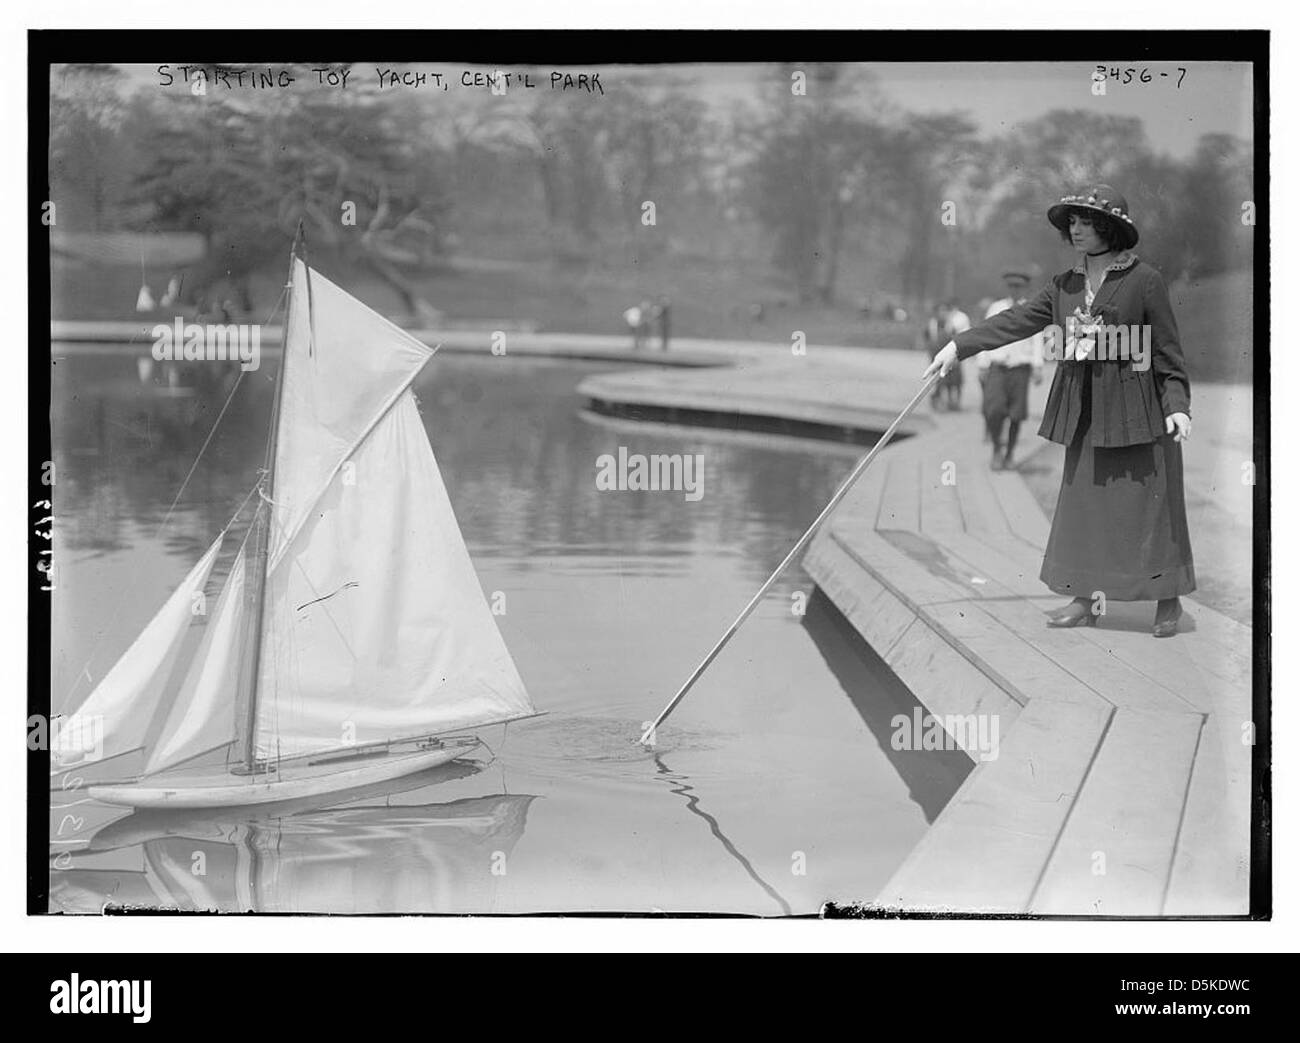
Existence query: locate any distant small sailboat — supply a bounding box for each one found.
[55,236,536,808]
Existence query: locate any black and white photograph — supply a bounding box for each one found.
[26,25,1269,931]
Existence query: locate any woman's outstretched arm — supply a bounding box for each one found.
[922,283,1054,380]
[954,283,1055,360]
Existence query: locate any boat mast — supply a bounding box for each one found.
[236,223,304,773]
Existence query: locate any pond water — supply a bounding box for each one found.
[47,350,968,914]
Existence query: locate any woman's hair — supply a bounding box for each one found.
[1058,207,1128,251]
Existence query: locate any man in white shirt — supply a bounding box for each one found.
[977,267,1045,469]
[938,300,970,410]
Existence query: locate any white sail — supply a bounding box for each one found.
[253,263,533,760]
[55,537,222,765]
[266,260,434,568]
[144,547,248,775]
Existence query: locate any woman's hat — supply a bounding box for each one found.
[1047,184,1139,249]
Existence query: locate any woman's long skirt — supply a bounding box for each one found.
[1040,382,1196,602]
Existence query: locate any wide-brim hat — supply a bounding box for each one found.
[1047,184,1139,249]
[1001,265,1033,282]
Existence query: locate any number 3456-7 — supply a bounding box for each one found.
[1094,66,1188,88]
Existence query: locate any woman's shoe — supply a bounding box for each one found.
[1153,598,1183,638]
[1046,599,1096,628]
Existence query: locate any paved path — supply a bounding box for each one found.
[578,351,936,443]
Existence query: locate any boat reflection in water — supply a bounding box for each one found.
[52,761,537,914]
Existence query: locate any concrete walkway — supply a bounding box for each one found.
[575,348,1254,916]
[579,351,936,443]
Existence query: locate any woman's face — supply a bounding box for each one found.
[1068,210,1107,254]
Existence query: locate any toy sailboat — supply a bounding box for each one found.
[56,240,536,808]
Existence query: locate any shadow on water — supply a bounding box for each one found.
[801,589,971,823]
[651,753,794,915]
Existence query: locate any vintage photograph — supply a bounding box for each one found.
[34,37,1265,917]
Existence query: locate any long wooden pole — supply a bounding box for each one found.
[639,371,942,745]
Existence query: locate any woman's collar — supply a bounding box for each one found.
[1072,250,1138,276]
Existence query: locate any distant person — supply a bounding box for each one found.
[623,302,646,350]
[160,275,182,309]
[923,303,948,411]
[937,299,970,410]
[923,184,1193,638]
[654,295,671,351]
[978,266,1045,470]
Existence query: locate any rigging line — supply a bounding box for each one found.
[150,283,289,542]
[58,289,290,711]
[151,368,244,536]
[223,478,266,536]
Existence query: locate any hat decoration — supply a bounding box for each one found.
[1047,184,1140,249]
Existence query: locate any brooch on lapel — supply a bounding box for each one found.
[1065,305,1104,361]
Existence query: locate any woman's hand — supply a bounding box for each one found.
[923,341,958,381]
[1165,412,1191,443]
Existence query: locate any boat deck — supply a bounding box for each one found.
[584,354,1254,915]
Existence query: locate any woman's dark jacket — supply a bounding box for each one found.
[953,254,1190,448]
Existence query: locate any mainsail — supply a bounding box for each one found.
[252,261,534,760]
[54,537,222,766]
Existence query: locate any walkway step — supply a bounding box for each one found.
[876,697,1112,913]
[1163,711,1253,914]
[876,458,921,532]
[1030,707,1204,916]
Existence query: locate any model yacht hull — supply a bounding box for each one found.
[89,739,479,810]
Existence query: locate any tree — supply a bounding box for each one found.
[743,65,896,304]
[49,64,133,230]
[129,64,453,313]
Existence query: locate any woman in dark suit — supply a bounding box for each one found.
[924,185,1194,638]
